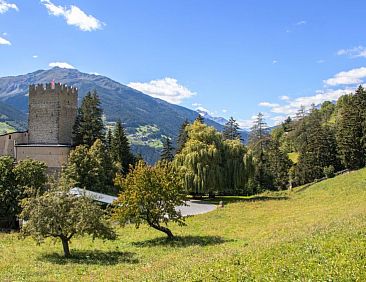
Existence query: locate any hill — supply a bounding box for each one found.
[0,67,224,162]
[1,168,365,280]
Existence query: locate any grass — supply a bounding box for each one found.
[1,169,366,281]
[0,121,15,135]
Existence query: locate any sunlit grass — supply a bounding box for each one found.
[1,169,365,281]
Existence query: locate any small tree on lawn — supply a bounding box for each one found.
[20,187,116,257]
[113,161,186,239]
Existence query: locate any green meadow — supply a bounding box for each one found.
[1,169,365,281]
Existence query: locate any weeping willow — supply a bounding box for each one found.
[174,121,255,195]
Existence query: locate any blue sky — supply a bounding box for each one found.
[1,0,366,128]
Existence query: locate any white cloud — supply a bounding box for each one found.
[259,88,354,117]
[271,115,286,125]
[0,36,11,45]
[192,102,201,107]
[41,0,104,31]
[128,77,196,104]
[337,46,366,58]
[280,95,290,100]
[32,55,38,58]
[222,109,227,113]
[295,20,307,25]
[49,62,75,69]
[272,60,278,64]
[324,67,366,86]
[0,0,18,14]
[259,102,279,107]
[317,59,325,64]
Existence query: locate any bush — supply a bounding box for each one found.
[324,165,335,178]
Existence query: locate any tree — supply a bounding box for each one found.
[0,156,17,228]
[160,137,175,161]
[113,161,186,239]
[336,86,366,169]
[0,157,48,229]
[73,90,105,147]
[195,114,204,124]
[266,140,291,190]
[248,113,272,191]
[20,188,116,257]
[111,120,134,174]
[223,117,241,140]
[62,139,116,195]
[174,121,224,195]
[176,119,189,154]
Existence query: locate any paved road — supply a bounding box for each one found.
[176,200,217,216]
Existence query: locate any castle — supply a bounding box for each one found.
[0,82,78,172]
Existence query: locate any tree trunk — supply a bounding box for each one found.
[61,237,71,258]
[150,223,174,239]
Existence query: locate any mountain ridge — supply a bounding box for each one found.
[0,67,225,162]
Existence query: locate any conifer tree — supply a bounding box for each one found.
[106,128,112,151]
[195,114,204,124]
[72,90,105,147]
[111,120,134,175]
[160,137,175,162]
[267,140,291,190]
[176,119,189,153]
[248,113,272,191]
[336,87,366,169]
[223,117,241,140]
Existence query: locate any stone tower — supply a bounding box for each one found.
[28,83,78,145]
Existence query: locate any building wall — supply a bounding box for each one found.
[15,145,71,169]
[28,83,77,145]
[0,132,28,157]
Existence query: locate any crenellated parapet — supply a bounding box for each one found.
[29,83,78,97]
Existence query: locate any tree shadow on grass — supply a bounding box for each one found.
[39,250,139,265]
[133,235,229,248]
[204,195,289,205]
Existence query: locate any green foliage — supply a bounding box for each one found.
[73,90,105,147]
[20,187,116,257]
[336,86,366,169]
[111,120,134,174]
[2,167,366,280]
[0,157,47,229]
[0,122,15,134]
[174,121,224,195]
[62,139,116,195]
[160,137,174,162]
[113,161,186,238]
[323,165,335,178]
[222,117,241,140]
[174,121,252,195]
[176,119,189,154]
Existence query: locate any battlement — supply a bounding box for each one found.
[29,83,78,96]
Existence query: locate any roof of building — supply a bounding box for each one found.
[0,131,28,137]
[69,188,117,205]
[15,144,72,147]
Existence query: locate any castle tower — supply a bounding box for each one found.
[28,83,78,145]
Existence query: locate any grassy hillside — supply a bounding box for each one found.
[1,169,365,281]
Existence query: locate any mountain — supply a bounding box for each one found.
[0,67,223,163]
[196,108,228,125]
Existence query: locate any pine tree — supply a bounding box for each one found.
[111,120,134,175]
[106,128,112,151]
[195,114,204,124]
[248,113,272,191]
[176,119,189,153]
[223,117,241,140]
[160,137,175,162]
[72,90,105,147]
[336,87,366,169]
[267,140,291,190]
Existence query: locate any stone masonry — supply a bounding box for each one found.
[28,83,78,145]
